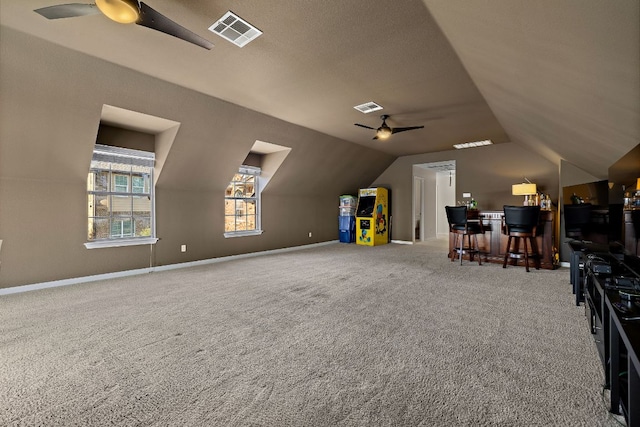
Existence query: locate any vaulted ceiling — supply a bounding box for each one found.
[1,0,638,178]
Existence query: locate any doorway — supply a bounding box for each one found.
[413,161,456,241]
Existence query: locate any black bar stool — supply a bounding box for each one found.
[503,205,541,272]
[445,205,483,265]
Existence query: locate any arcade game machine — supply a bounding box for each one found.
[355,187,389,246]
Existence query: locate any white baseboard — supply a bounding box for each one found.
[391,240,413,245]
[0,240,339,296]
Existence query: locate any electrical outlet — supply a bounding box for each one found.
[308,232,312,238]
[181,244,187,252]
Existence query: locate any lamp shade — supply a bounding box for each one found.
[637,177,640,190]
[512,183,537,196]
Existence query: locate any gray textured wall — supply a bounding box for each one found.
[0,28,395,288]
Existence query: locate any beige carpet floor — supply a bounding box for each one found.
[0,239,620,426]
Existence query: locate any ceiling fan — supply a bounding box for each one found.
[34,0,214,50]
[354,114,424,140]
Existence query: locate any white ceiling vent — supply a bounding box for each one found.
[453,139,493,149]
[208,11,262,47]
[423,161,456,172]
[354,102,383,114]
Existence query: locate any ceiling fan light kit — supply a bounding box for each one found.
[95,0,139,24]
[376,127,392,140]
[355,114,424,141]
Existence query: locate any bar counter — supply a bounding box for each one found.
[448,209,558,270]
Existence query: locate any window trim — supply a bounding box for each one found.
[223,230,264,238]
[86,144,156,248]
[84,237,158,249]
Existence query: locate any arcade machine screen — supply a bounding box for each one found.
[357,196,376,217]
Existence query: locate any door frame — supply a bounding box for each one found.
[413,176,425,242]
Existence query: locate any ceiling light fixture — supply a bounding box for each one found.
[95,0,139,24]
[376,127,392,140]
[453,139,493,149]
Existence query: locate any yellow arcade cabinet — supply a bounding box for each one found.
[355,187,389,246]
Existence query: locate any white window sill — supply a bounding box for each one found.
[84,237,158,249]
[224,230,264,238]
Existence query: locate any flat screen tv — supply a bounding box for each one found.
[608,143,640,244]
[561,143,639,249]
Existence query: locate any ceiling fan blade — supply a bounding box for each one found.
[136,2,214,50]
[34,3,100,20]
[391,126,424,134]
[355,123,376,130]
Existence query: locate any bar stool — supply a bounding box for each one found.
[503,205,541,272]
[445,205,484,265]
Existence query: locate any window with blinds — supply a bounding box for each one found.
[87,144,155,243]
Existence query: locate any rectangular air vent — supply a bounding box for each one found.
[208,11,262,47]
[354,102,383,114]
[453,139,493,150]
[424,162,455,172]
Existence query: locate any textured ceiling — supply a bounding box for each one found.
[425,0,640,178]
[1,0,638,177]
